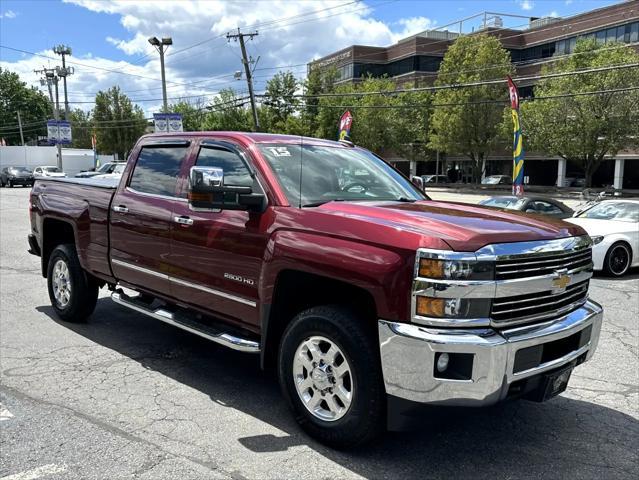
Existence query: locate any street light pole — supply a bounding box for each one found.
[148,36,172,112]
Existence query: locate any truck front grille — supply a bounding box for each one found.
[495,249,592,280]
[491,280,589,326]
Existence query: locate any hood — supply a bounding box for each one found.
[46,172,66,177]
[10,171,32,177]
[565,217,637,236]
[316,200,585,252]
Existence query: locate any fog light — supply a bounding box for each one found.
[436,353,449,372]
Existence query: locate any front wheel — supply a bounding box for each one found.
[278,305,385,448]
[47,244,99,322]
[603,242,632,277]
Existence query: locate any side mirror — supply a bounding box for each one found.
[188,166,266,213]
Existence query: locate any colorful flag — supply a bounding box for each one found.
[338,110,353,141]
[507,76,525,196]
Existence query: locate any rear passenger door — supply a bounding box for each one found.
[110,140,192,298]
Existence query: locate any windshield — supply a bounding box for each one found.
[97,163,112,173]
[44,167,61,173]
[578,202,639,222]
[113,164,125,174]
[258,144,425,207]
[480,197,526,209]
[10,167,31,173]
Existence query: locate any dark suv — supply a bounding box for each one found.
[1,166,34,187]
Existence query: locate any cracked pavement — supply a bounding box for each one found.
[1,187,638,479]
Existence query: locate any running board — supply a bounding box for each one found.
[111,292,260,353]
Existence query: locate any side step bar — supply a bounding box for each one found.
[111,292,260,353]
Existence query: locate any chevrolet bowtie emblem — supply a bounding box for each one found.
[552,272,571,290]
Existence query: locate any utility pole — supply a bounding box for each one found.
[227,28,260,131]
[148,36,172,112]
[17,111,24,146]
[53,45,73,119]
[35,67,63,169]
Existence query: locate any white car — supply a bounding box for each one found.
[33,166,66,178]
[566,200,639,277]
[92,163,125,180]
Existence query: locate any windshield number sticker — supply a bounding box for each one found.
[267,147,291,157]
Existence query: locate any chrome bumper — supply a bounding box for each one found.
[378,299,603,406]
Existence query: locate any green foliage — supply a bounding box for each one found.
[0,68,51,145]
[263,71,299,132]
[165,99,208,131]
[202,88,252,131]
[93,86,147,159]
[428,34,514,182]
[302,66,339,136]
[68,109,93,149]
[521,39,639,187]
[316,76,431,156]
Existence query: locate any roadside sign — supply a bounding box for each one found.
[47,120,72,145]
[154,113,183,133]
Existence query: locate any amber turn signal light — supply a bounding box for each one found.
[418,258,444,278]
[416,296,445,317]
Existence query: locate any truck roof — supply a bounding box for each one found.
[139,131,348,148]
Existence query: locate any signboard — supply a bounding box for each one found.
[47,120,72,145]
[153,113,183,133]
[338,110,353,141]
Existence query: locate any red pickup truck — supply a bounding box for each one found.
[28,132,603,448]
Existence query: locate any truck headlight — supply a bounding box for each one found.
[416,296,491,319]
[591,235,604,245]
[418,258,493,280]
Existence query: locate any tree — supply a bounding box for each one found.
[303,66,339,136]
[68,108,93,149]
[521,39,639,187]
[428,34,514,183]
[93,86,147,159]
[0,68,51,145]
[263,71,299,132]
[202,88,252,131]
[163,98,207,131]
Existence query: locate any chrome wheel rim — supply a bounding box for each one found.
[52,259,72,307]
[292,335,353,422]
[609,245,630,275]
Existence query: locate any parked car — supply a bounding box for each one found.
[566,200,639,276]
[1,166,34,187]
[28,132,603,448]
[563,177,587,188]
[93,163,126,180]
[481,175,512,185]
[479,195,574,219]
[421,174,448,184]
[33,166,66,178]
[75,162,124,178]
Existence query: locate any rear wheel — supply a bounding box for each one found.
[47,244,99,322]
[603,242,632,277]
[8,179,13,188]
[278,305,385,448]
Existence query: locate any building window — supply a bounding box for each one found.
[596,30,606,44]
[631,23,639,43]
[617,25,626,43]
[606,27,616,43]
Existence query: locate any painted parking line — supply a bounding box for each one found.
[0,403,14,421]
[0,465,67,480]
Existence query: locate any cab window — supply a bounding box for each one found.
[195,147,253,187]
[128,146,188,197]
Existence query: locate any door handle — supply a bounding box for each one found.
[173,215,194,226]
[113,205,128,213]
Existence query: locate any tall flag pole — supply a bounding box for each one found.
[338,110,353,141]
[507,76,525,196]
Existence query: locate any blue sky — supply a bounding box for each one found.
[0,0,622,113]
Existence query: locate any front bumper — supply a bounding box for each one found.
[378,299,603,407]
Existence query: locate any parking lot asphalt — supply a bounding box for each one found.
[1,186,637,480]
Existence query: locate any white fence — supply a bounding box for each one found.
[0,146,115,177]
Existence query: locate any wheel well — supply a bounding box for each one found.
[262,270,378,370]
[41,218,76,277]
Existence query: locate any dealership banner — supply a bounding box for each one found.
[47,120,72,145]
[154,113,183,133]
[507,76,524,196]
[338,110,353,141]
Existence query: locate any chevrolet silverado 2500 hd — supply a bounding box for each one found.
[28,132,603,448]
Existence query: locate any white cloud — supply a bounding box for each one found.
[548,10,560,18]
[565,0,573,5]
[3,1,435,116]
[519,1,534,11]
[0,9,17,18]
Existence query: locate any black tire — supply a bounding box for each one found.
[603,241,632,277]
[278,305,385,449]
[47,244,99,322]
[8,180,13,188]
